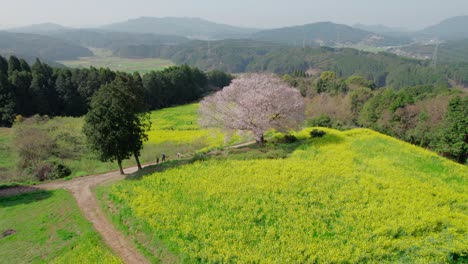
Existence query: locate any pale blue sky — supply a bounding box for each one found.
[0,0,467,30]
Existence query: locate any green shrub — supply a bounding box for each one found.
[308,115,333,128]
[310,129,327,138]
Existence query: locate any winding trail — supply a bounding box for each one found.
[0,165,150,264]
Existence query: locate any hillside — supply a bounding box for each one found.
[101,17,258,40]
[0,104,232,186]
[353,23,411,38]
[390,39,468,63]
[7,23,70,34]
[116,39,462,89]
[51,30,189,52]
[419,15,468,40]
[250,22,411,47]
[0,31,92,61]
[100,128,468,262]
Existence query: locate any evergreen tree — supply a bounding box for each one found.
[30,59,58,115]
[440,96,468,163]
[7,56,22,74]
[0,73,15,126]
[0,55,8,76]
[9,70,32,115]
[19,59,31,72]
[83,75,151,174]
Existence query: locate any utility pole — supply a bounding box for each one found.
[431,41,440,69]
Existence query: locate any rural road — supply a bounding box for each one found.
[0,165,150,264]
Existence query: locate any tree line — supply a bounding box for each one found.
[0,55,233,127]
[113,40,468,89]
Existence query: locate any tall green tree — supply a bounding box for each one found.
[9,70,32,115]
[0,55,8,76]
[83,75,150,174]
[0,73,15,126]
[438,96,468,163]
[7,56,22,74]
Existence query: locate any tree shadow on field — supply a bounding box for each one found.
[125,132,346,181]
[0,190,53,207]
[125,159,193,181]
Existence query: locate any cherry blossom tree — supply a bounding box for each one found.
[199,73,305,145]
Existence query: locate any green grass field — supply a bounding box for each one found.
[0,104,243,185]
[0,190,121,263]
[58,48,174,74]
[100,128,468,263]
[59,57,174,74]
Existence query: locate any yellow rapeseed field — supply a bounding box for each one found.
[145,104,237,156]
[106,128,467,263]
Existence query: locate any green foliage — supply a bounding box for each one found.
[0,72,15,126]
[83,73,151,172]
[310,129,326,138]
[206,70,233,89]
[435,96,468,163]
[308,114,333,128]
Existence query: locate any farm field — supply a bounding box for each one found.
[100,128,468,263]
[59,55,174,74]
[0,104,237,186]
[0,190,121,263]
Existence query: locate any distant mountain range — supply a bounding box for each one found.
[353,24,410,38]
[8,23,70,34]
[0,31,92,61]
[419,16,468,40]
[100,17,258,40]
[3,15,468,64]
[251,22,411,46]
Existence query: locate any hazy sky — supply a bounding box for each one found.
[0,0,467,30]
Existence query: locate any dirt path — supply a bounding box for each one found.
[0,165,150,264]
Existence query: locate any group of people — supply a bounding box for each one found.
[156,153,183,164]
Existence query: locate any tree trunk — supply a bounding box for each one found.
[256,134,265,145]
[134,152,142,170]
[117,158,125,175]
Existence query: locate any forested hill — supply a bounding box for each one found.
[391,39,468,63]
[419,15,468,41]
[115,39,468,89]
[250,22,411,47]
[7,23,70,34]
[100,17,258,40]
[0,31,92,61]
[50,30,189,52]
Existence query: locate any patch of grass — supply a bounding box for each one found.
[0,190,121,263]
[59,56,174,74]
[0,128,16,179]
[102,128,468,263]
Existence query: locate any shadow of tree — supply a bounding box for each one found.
[125,159,193,181]
[0,190,53,207]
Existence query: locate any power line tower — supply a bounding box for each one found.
[207,41,211,57]
[431,42,440,69]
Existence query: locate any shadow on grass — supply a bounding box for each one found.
[0,190,53,207]
[125,159,193,181]
[125,133,345,181]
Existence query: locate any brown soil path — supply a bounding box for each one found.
[0,165,150,264]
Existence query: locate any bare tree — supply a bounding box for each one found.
[199,73,305,145]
